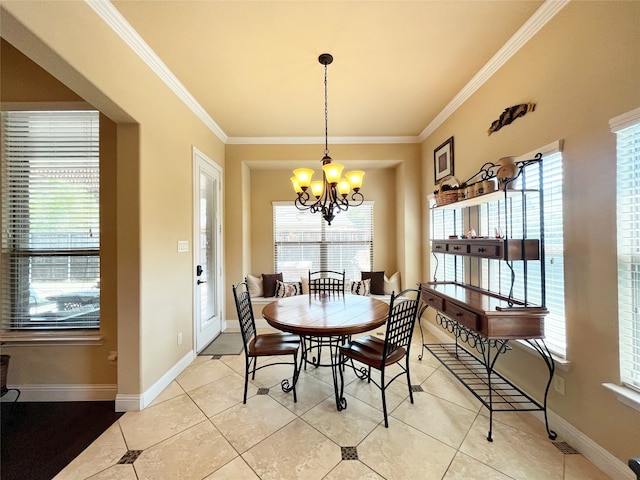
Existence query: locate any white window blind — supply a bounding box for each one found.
[430,208,464,282]
[479,150,566,357]
[613,109,640,391]
[273,202,373,282]
[1,110,100,331]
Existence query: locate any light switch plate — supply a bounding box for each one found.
[177,240,189,253]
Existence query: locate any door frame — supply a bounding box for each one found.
[192,146,224,353]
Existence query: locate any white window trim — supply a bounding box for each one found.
[604,105,640,411]
[602,383,640,413]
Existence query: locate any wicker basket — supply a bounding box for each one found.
[435,176,460,206]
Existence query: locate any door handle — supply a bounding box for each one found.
[197,279,207,285]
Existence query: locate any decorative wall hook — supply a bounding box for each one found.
[488,103,536,135]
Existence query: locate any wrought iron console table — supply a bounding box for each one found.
[419,282,556,442]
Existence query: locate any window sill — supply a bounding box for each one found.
[1,331,102,346]
[603,383,640,412]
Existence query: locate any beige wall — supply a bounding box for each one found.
[421,1,640,463]
[1,2,225,397]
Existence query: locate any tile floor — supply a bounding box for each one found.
[55,327,611,480]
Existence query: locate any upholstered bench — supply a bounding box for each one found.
[242,272,400,329]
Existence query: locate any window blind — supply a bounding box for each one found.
[614,113,640,391]
[479,150,566,357]
[430,208,464,282]
[1,110,100,331]
[273,202,373,282]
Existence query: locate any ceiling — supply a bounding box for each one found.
[108,1,548,143]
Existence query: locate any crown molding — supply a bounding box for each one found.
[226,136,420,145]
[84,0,228,143]
[418,0,570,142]
[87,0,568,146]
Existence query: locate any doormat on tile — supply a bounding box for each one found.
[199,332,243,356]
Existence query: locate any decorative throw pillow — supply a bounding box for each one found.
[274,280,303,298]
[362,271,385,295]
[300,276,309,294]
[247,274,263,297]
[262,273,283,297]
[350,278,371,296]
[383,272,401,295]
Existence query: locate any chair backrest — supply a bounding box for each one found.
[383,288,422,360]
[232,278,256,352]
[308,270,345,295]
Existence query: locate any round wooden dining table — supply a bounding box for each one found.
[262,293,389,410]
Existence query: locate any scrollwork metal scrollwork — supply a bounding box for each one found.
[281,378,294,393]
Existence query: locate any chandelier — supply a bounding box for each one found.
[291,53,365,225]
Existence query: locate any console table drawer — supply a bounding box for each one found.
[432,241,448,253]
[469,242,502,258]
[444,302,480,331]
[422,292,444,311]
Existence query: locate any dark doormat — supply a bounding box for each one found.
[1,400,123,480]
[199,332,243,356]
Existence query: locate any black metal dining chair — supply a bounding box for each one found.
[304,270,346,369]
[308,269,345,295]
[232,278,301,403]
[339,288,422,427]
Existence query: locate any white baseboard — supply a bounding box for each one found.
[533,409,635,480]
[116,349,194,412]
[2,383,117,402]
[421,320,634,480]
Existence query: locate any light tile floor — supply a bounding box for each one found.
[55,327,612,480]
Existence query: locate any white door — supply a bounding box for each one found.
[193,147,223,352]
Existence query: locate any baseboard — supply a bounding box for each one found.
[533,409,635,480]
[116,349,194,412]
[3,383,117,402]
[421,320,634,480]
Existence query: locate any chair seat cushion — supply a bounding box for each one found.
[339,335,405,368]
[249,333,300,356]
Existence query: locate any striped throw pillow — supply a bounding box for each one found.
[350,278,371,296]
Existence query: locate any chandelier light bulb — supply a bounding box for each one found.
[322,163,344,185]
[345,171,365,191]
[290,176,302,194]
[337,178,351,196]
[310,180,324,198]
[293,168,314,189]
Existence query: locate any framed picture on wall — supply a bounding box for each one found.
[434,136,454,183]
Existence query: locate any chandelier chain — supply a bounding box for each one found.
[324,62,329,157]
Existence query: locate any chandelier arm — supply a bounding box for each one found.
[294,192,312,210]
[350,191,365,207]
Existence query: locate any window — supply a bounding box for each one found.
[613,107,640,392]
[273,202,373,282]
[1,110,100,333]
[478,148,566,357]
[430,207,464,283]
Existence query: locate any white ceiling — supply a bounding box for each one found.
[107,0,555,143]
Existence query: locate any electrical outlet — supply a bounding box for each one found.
[553,375,565,396]
[177,332,183,346]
